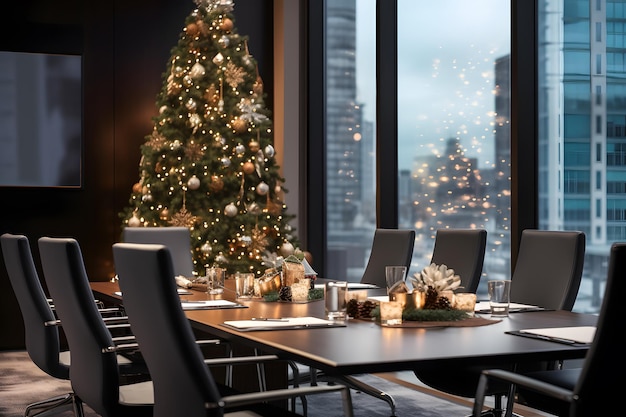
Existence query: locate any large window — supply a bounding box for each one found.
[308,0,617,313]
[397,0,511,295]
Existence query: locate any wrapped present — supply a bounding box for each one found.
[282,258,304,287]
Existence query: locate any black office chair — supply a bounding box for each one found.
[429,228,487,293]
[1,233,75,416]
[412,229,585,417]
[292,228,415,416]
[472,242,624,417]
[38,237,154,417]
[122,226,194,277]
[360,228,416,288]
[112,242,354,417]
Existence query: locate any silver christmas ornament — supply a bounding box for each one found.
[225,203,238,217]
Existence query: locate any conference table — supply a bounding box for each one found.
[90,280,596,377]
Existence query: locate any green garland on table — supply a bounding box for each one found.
[371,306,470,322]
[263,288,324,302]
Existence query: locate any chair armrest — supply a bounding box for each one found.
[473,369,575,416]
[203,354,279,367]
[220,384,352,416]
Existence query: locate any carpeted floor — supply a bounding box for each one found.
[0,350,549,416]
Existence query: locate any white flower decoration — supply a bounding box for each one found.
[410,263,461,293]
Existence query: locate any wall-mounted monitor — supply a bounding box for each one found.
[0,50,82,188]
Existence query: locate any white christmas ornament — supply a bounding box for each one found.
[264,145,275,157]
[221,157,231,167]
[256,182,269,195]
[128,215,141,227]
[225,203,238,217]
[212,53,224,65]
[187,175,200,190]
[201,242,212,254]
[189,62,206,79]
[280,242,295,257]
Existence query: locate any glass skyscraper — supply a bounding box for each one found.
[539,0,626,310]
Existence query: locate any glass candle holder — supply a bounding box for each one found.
[379,300,403,326]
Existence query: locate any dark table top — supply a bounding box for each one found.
[91,280,596,376]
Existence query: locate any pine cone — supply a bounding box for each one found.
[346,299,360,318]
[424,286,440,309]
[358,300,377,318]
[278,286,292,302]
[433,295,453,310]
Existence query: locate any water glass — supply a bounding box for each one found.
[235,273,255,298]
[385,265,407,293]
[488,280,511,317]
[324,281,348,320]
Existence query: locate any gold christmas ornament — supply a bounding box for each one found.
[186,22,200,37]
[196,19,209,36]
[132,182,142,193]
[253,76,264,95]
[220,17,233,32]
[242,161,255,175]
[248,140,260,153]
[159,208,170,220]
[208,175,224,192]
[232,118,247,133]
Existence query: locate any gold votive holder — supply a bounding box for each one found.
[454,292,477,315]
[258,271,282,296]
[291,279,311,302]
[409,290,426,309]
[380,300,403,326]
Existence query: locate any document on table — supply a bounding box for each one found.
[113,288,192,296]
[507,326,596,345]
[474,301,545,313]
[314,282,379,290]
[222,316,346,331]
[180,299,247,310]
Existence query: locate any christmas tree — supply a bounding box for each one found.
[119,0,298,277]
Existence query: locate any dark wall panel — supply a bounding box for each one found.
[0,0,274,350]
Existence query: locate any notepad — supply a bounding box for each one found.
[181,300,246,310]
[515,326,596,344]
[222,316,345,331]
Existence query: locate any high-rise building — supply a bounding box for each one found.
[539,0,626,310]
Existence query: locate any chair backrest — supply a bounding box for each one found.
[122,227,194,277]
[429,229,487,293]
[509,230,585,310]
[38,237,122,417]
[0,233,69,380]
[113,242,223,417]
[573,242,625,415]
[360,229,415,287]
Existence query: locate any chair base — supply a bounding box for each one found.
[25,392,76,417]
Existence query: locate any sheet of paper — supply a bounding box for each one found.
[474,301,543,313]
[223,316,341,330]
[314,282,379,290]
[519,326,596,344]
[113,287,192,296]
[181,299,241,310]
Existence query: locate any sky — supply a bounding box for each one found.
[356,0,511,171]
